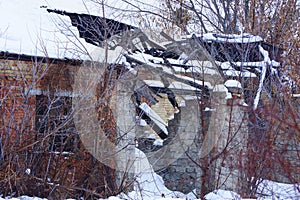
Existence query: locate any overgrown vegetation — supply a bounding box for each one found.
[0,0,299,199]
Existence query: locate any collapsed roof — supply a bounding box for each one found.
[47,10,281,80]
[0,4,282,140]
[45,10,284,139]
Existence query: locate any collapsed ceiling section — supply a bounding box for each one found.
[48,10,282,141]
[48,9,281,80]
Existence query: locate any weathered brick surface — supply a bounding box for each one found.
[0,58,117,198]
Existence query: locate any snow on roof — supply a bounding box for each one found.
[292,94,300,98]
[219,61,280,70]
[182,95,200,100]
[143,80,165,88]
[1,0,280,110]
[129,52,215,92]
[168,81,200,91]
[0,0,94,59]
[130,52,174,75]
[0,0,159,60]
[202,33,263,43]
[224,80,242,89]
[174,74,212,89]
[225,68,257,78]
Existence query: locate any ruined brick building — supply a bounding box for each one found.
[0,2,299,199]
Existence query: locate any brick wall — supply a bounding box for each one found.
[0,58,117,198]
[0,59,36,146]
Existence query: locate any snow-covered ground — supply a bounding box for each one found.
[2,181,298,200]
[1,149,299,200]
[256,180,300,200]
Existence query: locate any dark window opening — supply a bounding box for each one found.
[35,95,79,153]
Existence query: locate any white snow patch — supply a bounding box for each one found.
[0,0,164,61]
[224,80,242,88]
[3,179,300,200]
[133,148,153,174]
[179,52,188,61]
[202,33,263,43]
[106,197,122,200]
[124,148,186,200]
[0,0,139,63]
[182,95,200,100]
[204,189,241,200]
[218,62,258,78]
[144,80,165,88]
[138,119,148,127]
[153,139,164,146]
[179,100,186,107]
[0,0,92,60]
[186,189,197,199]
[182,60,219,76]
[25,168,31,175]
[49,151,74,155]
[219,62,232,70]
[130,52,174,75]
[270,60,280,67]
[256,180,300,200]
[174,74,213,90]
[242,102,248,107]
[204,107,216,112]
[225,69,257,78]
[220,61,279,69]
[169,81,200,91]
[253,45,270,110]
[168,115,175,120]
